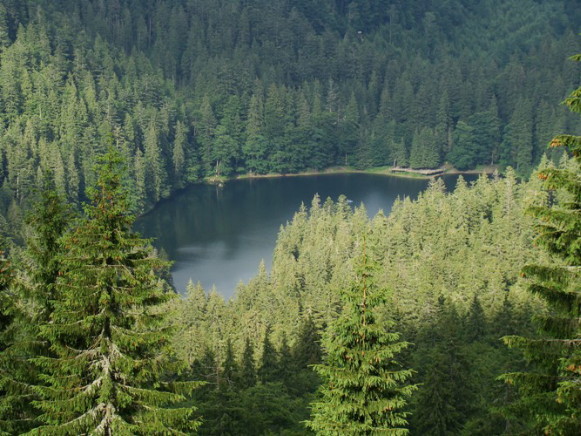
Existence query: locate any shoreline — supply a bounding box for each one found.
[140,164,496,216]
[204,165,497,185]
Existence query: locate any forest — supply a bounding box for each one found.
[0,0,579,223]
[0,0,580,434]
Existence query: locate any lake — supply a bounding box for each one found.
[135,173,474,298]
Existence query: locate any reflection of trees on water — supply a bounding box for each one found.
[135,174,472,297]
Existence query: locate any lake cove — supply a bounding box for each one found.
[135,173,477,298]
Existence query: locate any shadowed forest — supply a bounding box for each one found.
[0,0,579,220]
[0,1,580,434]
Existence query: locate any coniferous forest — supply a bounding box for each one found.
[0,0,581,434]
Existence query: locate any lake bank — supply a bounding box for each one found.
[140,164,495,217]
[204,165,497,185]
[136,173,478,296]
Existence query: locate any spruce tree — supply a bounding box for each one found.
[413,297,473,435]
[288,312,322,396]
[240,338,256,389]
[277,332,293,385]
[501,56,581,434]
[24,178,73,322]
[0,232,17,434]
[465,295,487,343]
[306,249,416,435]
[28,150,201,434]
[258,325,278,384]
[220,338,238,391]
[292,312,322,369]
[0,180,73,434]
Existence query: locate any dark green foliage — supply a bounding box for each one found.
[0,181,73,434]
[0,232,18,435]
[0,0,578,220]
[240,338,256,390]
[501,58,581,434]
[220,339,238,392]
[0,235,10,334]
[493,294,518,339]
[285,312,323,398]
[465,295,487,343]
[448,105,501,170]
[215,171,545,434]
[413,297,473,435]
[409,127,440,169]
[24,178,74,319]
[277,332,294,386]
[24,155,548,434]
[242,382,306,434]
[292,312,322,370]
[258,325,279,384]
[306,251,416,434]
[501,97,535,175]
[447,120,479,170]
[0,3,578,432]
[191,347,246,436]
[189,327,315,434]
[29,150,201,434]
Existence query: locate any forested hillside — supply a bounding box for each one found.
[0,1,581,433]
[0,146,578,434]
[167,167,556,434]
[0,0,579,227]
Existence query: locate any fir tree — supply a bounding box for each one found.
[501,56,581,434]
[288,311,322,397]
[306,249,416,435]
[292,311,322,369]
[413,297,473,435]
[465,295,487,343]
[277,332,293,385]
[239,338,256,389]
[0,232,18,435]
[258,325,278,384]
[0,180,73,434]
[28,149,201,434]
[24,178,73,321]
[220,338,238,391]
[492,293,518,340]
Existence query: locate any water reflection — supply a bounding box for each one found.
[135,173,475,298]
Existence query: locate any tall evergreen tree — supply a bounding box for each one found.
[24,178,73,321]
[501,97,534,174]
[277,332,293,385]
[239,338,256,389]
[447,120,478,170]
[220,338,238,391]
[288,311,323,397]
[501,56,581,434]
[258,325,278,384]
[0,231,17,434]
[0,180,73,434]
[306,249,416,434]
[292,312,322,369]
[409,127,440,169]
[413,297,473,435]
[465,295,487,343]
[29,149,201,434]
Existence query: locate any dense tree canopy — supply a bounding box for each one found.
[0,153,574,433]
[28,151,201,434]
[0,1,579,433]
[306,250,416,434]
[502,56,581,435]
[165,166,559,433]
[0,0,578,227]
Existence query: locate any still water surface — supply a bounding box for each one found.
[135,173,473,298]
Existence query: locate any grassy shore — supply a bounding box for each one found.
[203,165,497,184]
